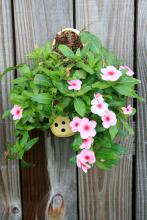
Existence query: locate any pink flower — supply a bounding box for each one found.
[10,105,23,120]
[80,137,94,149]
[101,66,122,81]
[78,118,97,139]
[77,149,96,164]
[122,105,133,115]
[67,79,82,91]
[120,65,134,76]
[69,116,81,132]
[76,159,91,173]
[94,93,104,102]
[76,149,96,172]
[102,110,117,128]
[91,99,108,116]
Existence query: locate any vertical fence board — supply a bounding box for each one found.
[136,1,147,219]
[13,0,77,219]
[76,0,134,219]
[0,0,22,219]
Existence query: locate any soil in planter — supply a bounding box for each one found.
[53,29,83,53]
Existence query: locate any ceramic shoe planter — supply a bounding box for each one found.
[50,116,74,138]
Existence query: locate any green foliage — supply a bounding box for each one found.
[0,30,142,170]
[72,133,82,151]
[74,98,86,117]
[92,81,110,89]
[31,93,51,104]
[58,44,75,58]
[34,74,51,87]
[109,124,119,140]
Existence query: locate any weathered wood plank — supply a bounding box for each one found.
[136,1,147,219]
[76,0,134,219]
[13,0,77,219]
[0,0,22,219]
[78,157,132,220]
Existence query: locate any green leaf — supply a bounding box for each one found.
[76,85,91,96]
[69,156,76,165]
[96,148,119,160]
[80,43,91,56]
[40,67,65,78]
[82,96,91,105]
[130,108,136,116]
[95,136,112,148]
[113,84,137,97]
[119,117,134,134]
[59,97,72,109]
[73,70,87,79]
[2,110,11,119]
[10,93,26,104]
[18,64,31,75]
[72,133,82,151]
[109,125,119,140]
[25,137,39,151]
[12,76,29,84]
[96,159,119,170]
[42,42,52,58]
[74,98,86,117]
[34,74,50,87]
[56,81,73,96]
[134,94,144,102]
[77,62,94,74]
[0,66,16,79]
[31,93,51,104]
[109,99,125,107]
[58,44,75,58]
[81,31,101,53]
[92,81,110,89]
[117,76,141,86]
[112,143,128,154]
[21,131,29,146]
[21,159,32,168]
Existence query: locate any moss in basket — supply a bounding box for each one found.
[0,30,143,172]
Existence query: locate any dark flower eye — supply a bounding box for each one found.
[54,123,58,127]
[61,128,66,132]
[62,121,65,124]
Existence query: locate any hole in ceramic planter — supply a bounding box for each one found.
[52,28,82,53]
[54,123,58,127]
[62,121,65,125]
[61,128,66,132]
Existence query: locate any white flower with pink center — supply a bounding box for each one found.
[101,66,122,81]
[102,110,117,128]
[69,116,81,132]
[11,105,23,120]
[91,99,108,116]
[94,93,104,102]
[76,149,96,172]
[119,65,134,76]
[122,105,133,115]
[67,79,82,91]
[78,118,97,139]
[80,137,94,149]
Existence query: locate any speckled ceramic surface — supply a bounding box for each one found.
[50,116,74,137]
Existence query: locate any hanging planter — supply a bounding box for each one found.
[0,27,143,172]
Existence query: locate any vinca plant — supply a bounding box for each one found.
[0,30,142,172]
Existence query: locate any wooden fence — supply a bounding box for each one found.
[0,0,146,219]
